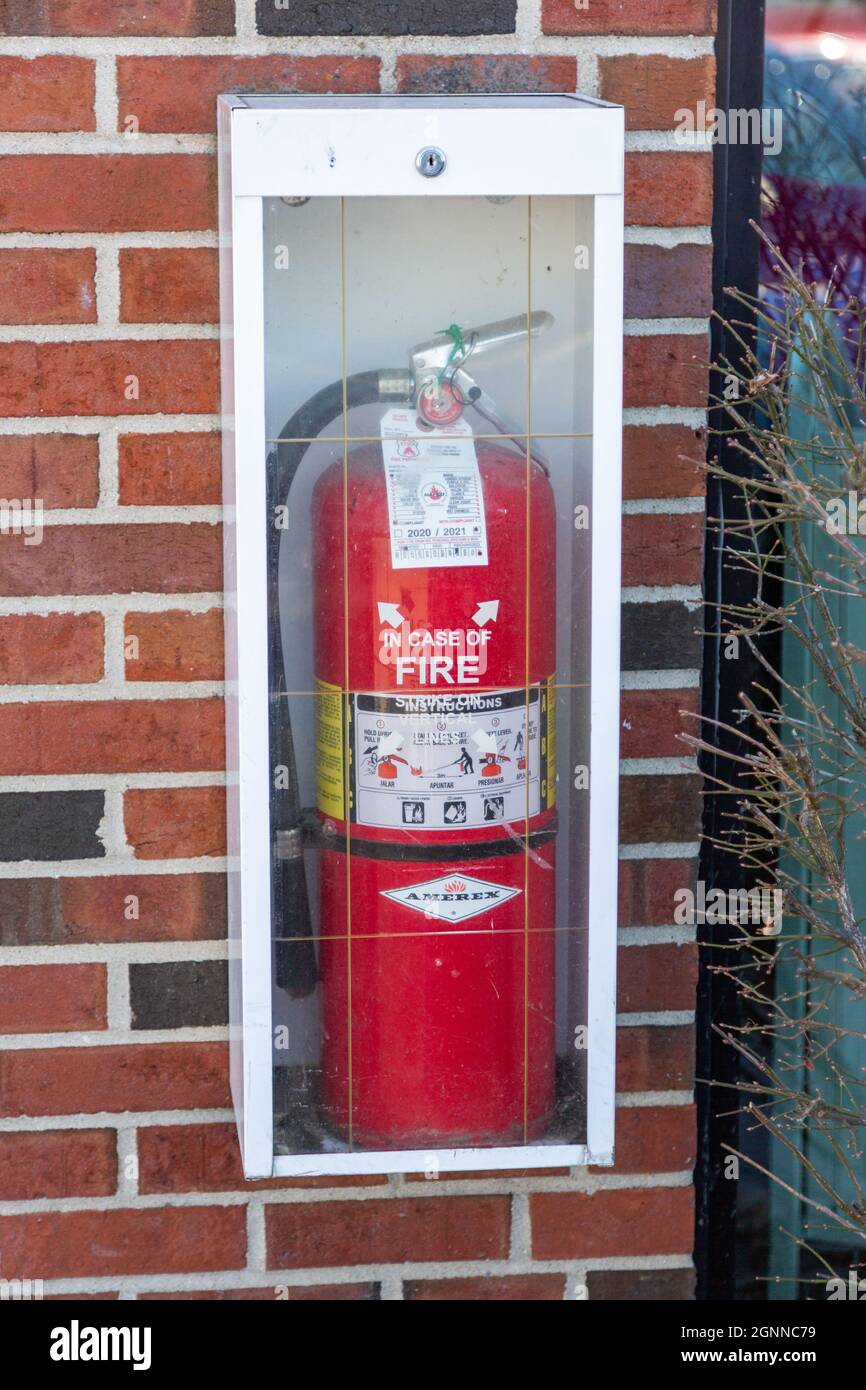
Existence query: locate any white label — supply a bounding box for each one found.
[352,686,548,831]
[381,872,521,923]
[381,407,488,569]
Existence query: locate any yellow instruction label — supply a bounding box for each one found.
[315,679,345,820]
[543,677,556,811]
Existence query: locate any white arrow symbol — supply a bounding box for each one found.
[377,732,404,756]
[472,600,500,627]
[472,728,498,756]
[378,601,404,628]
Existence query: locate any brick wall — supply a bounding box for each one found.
[0,0,712,1299]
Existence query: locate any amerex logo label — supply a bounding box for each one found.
[381,873,521,923]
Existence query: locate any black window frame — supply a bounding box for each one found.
[695,0,768,1303]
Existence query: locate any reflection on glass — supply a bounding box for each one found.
[263,196,592,1155]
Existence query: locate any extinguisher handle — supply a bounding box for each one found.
[465,309,554,356]
[410,311,553,371]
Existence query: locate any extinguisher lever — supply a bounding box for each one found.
[410,311,553,379]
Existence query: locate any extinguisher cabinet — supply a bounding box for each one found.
[218,94,624,1178]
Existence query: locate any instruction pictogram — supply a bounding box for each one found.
[351,686,553,831]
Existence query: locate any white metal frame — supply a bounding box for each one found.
[219,94,624,1179]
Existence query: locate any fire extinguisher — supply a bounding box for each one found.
[269,313,558,1148]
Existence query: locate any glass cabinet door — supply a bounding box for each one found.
[260,192,596,1158]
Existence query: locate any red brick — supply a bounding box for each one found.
[266,1196,510,1268]
[0,613,103,684]
[0,1042,229,1116]
[599,55,715,130]
[125,610,223,682]
[0,155,215,232]
[142,1284,378,1300]
[0,1128,116,1199]
[618,858,697,928]
[0,56,94,131]
[395,54,576,93]
[0,698,223,775]
[617,1024,694,1091]
[0,434,99,508]
[619,773,703,843]
[0,523,221,596]
[120,248,218,324]
[622,513,704,587]
[625,335,707,409]
[0,1,236,35]
[118,56,381,133]
[0,1205,245,1278]
[125,786,226,860]
[138,1122,388,1193]
[0,249,95,324]
[118,432,222,506]
[119,247,216,325]
[406,1274,565,1300]
[626,152,713,226]
[531,1186,694,1258]
[0,875,226,946]
[0,339,219,416]
[592,1105,696,1175]
[623,424,705,500]
[618,942,698,1013]
[625,244,713,320]
[620,688,699,758]
[0,962,106,1032]
[57,874,225,944]
[542,0,715,35]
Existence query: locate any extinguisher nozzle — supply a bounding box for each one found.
[274,852,318,999]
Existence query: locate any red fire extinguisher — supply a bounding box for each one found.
[270,314,558,1149]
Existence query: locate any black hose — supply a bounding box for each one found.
[268,371,410,997]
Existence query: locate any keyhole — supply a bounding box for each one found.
[415,146,446,178]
